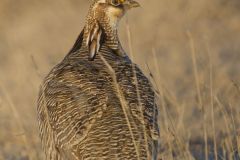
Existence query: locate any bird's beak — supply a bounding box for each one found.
[129,0,140,8]
[125,0,140,9]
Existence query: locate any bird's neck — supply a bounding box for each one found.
[83,10,121,50]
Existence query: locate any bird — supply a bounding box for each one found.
[37,0,159,159]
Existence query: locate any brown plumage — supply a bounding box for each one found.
[37,0,159,159]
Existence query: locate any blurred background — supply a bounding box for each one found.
[0,0,239,159]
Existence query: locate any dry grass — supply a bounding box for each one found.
[0,0,240,159]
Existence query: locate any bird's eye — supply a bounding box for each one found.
[111,0,121,6]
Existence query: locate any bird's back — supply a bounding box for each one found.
[37,44,159,160]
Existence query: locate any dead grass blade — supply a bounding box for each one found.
[0,78,35,160]
[187,31,208,160]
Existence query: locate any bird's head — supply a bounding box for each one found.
[82,0,140,60]
[89,0,140,23]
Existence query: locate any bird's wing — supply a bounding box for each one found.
[111,59,159,158]
[135,64,159,136]
[133,64,160,157]
[37,62,108,158]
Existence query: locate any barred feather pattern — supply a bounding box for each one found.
[37,44,159,160]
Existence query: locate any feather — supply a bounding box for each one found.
[87,22,103,61]
[89,40,98,60]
